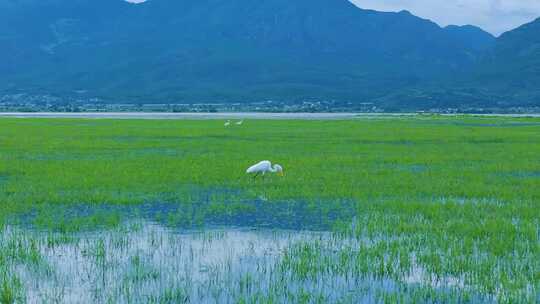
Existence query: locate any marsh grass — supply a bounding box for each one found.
[0,116,538,302]
[0,220,499,303]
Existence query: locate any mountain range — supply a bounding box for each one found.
[0,0,538,110]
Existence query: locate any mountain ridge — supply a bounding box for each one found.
[1,0,536,109]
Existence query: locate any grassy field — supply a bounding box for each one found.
[0,116,539,303]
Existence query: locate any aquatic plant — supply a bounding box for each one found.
[0,116,538,302]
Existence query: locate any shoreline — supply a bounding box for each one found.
[0,112,538,119]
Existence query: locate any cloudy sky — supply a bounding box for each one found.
[126,0,540,36]
[351,0,540,36]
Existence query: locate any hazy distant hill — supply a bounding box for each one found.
[467,17,540,106]
[0,0,516,109]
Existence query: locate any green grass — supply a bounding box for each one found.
[0,115,539,302]
[0,116,538,205]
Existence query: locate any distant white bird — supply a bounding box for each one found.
[224,120,231,127]
[236,120,244,125]
[246,160,284,178]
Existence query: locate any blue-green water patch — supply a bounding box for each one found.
[14,197,356,233]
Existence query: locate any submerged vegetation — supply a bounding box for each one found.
[0,116,539,303]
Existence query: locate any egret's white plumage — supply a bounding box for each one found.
[246,160,284,178]
[236,120,244,125]
[224,120,231,127]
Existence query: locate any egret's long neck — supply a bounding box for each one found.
[269,164,277,173]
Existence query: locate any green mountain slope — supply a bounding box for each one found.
[0,0,497,107]
[470,17,540,105]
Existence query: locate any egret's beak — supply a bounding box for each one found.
[279,171,284,177]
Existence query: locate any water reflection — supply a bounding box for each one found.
[0,219,488,303]
[20,198,356,232]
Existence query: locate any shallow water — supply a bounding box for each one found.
[3,112,539,120]
[1,222,346,303]
[0,220,484,303]
[0,112,365,120]
[20,199,356,232]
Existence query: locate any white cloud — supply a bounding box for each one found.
[350,0,540,35]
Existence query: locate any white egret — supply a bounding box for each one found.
[246,160,284,178]
[224,120,231,127]
[236,120,244,125]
